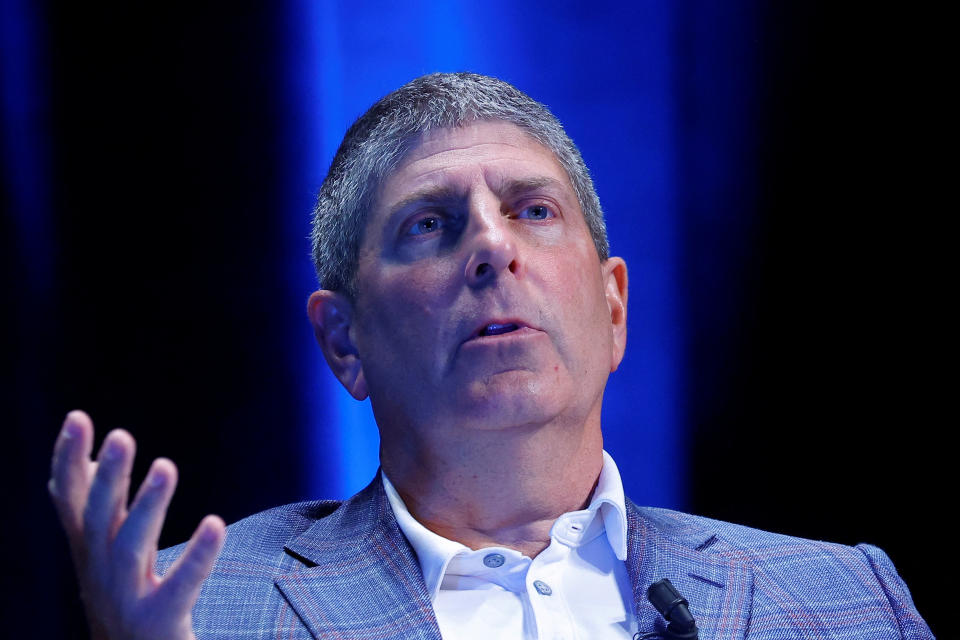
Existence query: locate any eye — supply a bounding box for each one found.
[406,215,444,236]
[516,204,556,221]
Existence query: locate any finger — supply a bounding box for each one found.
[154,515,225,617]
[112,458,179,592]
[49,410,96,540]
[83,429,136,566]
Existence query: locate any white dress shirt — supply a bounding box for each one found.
[382,451,637,640]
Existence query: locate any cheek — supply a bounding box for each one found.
[545,246,605,313]
[386,262,460,320]
[354,261,461,357]
[539,251,609,365]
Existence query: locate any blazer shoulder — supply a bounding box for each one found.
[630,504,933,639]
[631,503,907,574]
[156,499,342,575]
[632,503,870,558]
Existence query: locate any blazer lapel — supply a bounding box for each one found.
[275,475,442,640]
[626,502,754,640]
[273,481,753,639]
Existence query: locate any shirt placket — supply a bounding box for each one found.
[525,537,578,640]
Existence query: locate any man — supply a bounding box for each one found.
[49,73,932,639]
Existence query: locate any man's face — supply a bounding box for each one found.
[333,120,626,438]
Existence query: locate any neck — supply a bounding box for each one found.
[380,418,604,558]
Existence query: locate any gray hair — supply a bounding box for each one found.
[311,72,608,297]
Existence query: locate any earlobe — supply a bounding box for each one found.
[307,290,369,400]
[602,257,628,372]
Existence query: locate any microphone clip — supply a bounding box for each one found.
[636,578,699,640]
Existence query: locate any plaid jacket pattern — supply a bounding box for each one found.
[156,475,933,639]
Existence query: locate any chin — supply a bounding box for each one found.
[457,370,570,430]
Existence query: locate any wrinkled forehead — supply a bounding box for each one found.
[371,120,570,211]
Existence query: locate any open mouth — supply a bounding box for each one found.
[478,322,520,337]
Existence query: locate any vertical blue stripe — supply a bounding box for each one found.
[316,0,383,499]
[283,0,341,499]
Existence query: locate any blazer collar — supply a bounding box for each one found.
[626,501,754,640]
[276,473,443,640]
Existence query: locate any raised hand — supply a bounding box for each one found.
[48,410,226,640]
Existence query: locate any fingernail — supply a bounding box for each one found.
[62,421,80,440]
[200,527,219,544]
[104,438,124,459]
[149,470,166,488]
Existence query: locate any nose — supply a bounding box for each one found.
[463,197,521,288]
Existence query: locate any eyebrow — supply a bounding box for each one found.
[386,175,568,219]
[497,175,567,200]
[386,185,462,219]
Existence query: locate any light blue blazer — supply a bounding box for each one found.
[157,475,933,639]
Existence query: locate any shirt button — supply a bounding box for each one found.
[483,553,505,568]
[533,580,553,596]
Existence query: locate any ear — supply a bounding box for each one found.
[307,290,368,400]
[601,257,628,372]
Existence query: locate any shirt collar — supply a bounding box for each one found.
[586,450,629,561]
[381,450,629,600]
[382,472,469,600]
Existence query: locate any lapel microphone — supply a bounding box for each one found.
[635,578,700,640]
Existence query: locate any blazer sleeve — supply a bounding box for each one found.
[856,544,934,639]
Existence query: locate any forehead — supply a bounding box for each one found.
[374,120,574,212]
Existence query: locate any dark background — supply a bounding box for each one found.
[2,1,945,637]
